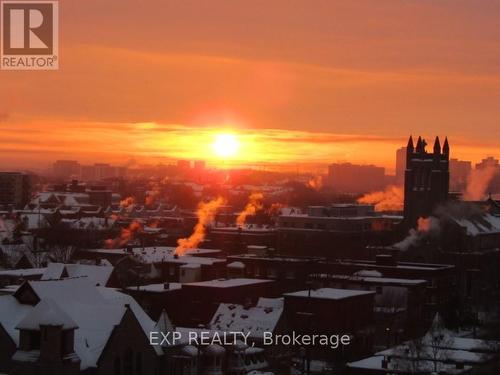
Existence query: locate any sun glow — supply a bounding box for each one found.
[212,133,240,158]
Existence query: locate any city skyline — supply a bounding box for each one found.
[1,0,499,170]
[1,2,500,374]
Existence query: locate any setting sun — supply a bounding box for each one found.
[212,133,240,159]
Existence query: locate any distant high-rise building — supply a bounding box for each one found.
[449,158,472,192]
[93,163,112,180]
[53,160,80,179]
[395,147,407,185]
[177,160,191,170]
[403,136,449,228]
[475,156,500,194]
[193,160,206,170]
[476,156,499,169]
[77,164,127,181]
[327,163,385,194]
[80,165,95,181]
[0,172,31,208]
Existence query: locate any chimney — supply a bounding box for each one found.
[389,248,399,263]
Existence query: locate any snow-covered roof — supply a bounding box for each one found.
[155,310,175,338]
[257,297,284,309]
[203,344,225,355]
[82,246,224,265]
[453,213,500,236]
[336,259,454,272]
[0,296,32,343]
[125,283,182,293]
[41,263,65,280]
[0,243,40,268]
[212,224,276,233]
[209,298,283,339]
[0,217,17,242]
[41,263,114,286]
[284,288,375,300]
[31,192,90,207]
[61,217,115,230]
[18,213,50,230]
[312,273,427,286]
[227,261,245,269]
[347,355,472,374]
[354,269,383,277]
[0,278,162,370]
[349,313,499,374]
[0,268,46,278]
[185,278,273,288]
[180,263,201,269]
[16,298,78,330]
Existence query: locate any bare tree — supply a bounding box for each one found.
[48,245,76,263]
[425,313,453,373]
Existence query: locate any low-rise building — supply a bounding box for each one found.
[181,278,275,326]
[277,204,400,258]
[283,288,376,360]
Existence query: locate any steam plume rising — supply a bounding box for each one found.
[176,196,226,255]
[357,185,404,211]
[145,181,161,206]
[268,202,285,216]
[463,165,497,201]
[105,220,143,249]
[394,216,440,251]
[236,193,264,226]
[307,176,323,190]
[120,196,135,209]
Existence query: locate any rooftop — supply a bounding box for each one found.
[81,246,225,265]
[125,282,182,293]
[209,297,284,339]
[310,273,427,286]
[0,277,161,370]
[284,288,375,300]
[184,278,273,288]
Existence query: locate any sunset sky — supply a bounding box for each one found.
[1,0,499,173]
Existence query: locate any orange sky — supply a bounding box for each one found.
[0,0,499,172]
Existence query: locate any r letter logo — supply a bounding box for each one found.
[1,1,58,70]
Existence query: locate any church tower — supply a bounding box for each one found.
[403,135,450,228]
